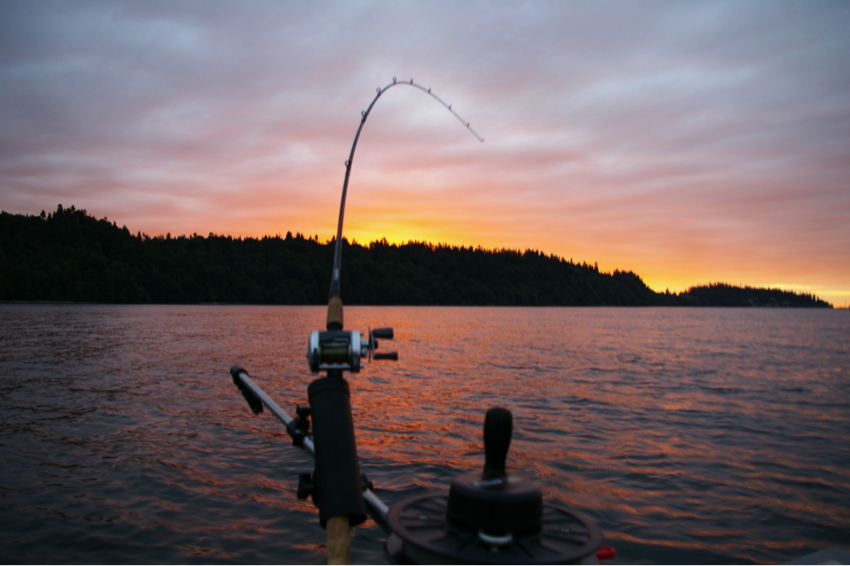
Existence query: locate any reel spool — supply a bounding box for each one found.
[385,408,603,564]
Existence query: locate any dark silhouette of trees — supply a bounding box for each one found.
[675,282,830,308]
[0,206,832,307]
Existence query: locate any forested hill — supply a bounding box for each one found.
[0,206,832,307]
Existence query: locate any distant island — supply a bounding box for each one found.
[0,205,832,308]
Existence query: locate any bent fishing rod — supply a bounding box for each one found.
[326,77,483,330]
[230,79,607,565]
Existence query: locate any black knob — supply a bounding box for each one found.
[444,407,543,538]
[483,407,512,480]
[297,472,314,500]
[372,327,394,339]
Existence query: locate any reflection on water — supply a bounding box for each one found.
[0,305,848,564]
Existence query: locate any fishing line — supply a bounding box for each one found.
[329,77,484,300]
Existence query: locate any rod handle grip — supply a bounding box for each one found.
[327,297,343,331]
[326,515,350,564]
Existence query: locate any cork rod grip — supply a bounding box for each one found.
[326,515,351,564]
[326,297,343,331]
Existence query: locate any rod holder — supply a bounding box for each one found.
[307,375,367,528]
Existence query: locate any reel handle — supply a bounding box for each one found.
[483,407,512,480]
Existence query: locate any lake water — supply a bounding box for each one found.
[0,305,848,564]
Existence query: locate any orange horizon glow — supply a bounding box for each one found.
[177,216,846,307]
[67,181,847,308]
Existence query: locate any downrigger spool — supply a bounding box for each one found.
[384,407,603,564]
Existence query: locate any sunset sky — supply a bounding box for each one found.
[1,1,849,305]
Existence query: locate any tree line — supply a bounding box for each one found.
[0,206,832,307]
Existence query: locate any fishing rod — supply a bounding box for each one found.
[328,77,483,310]
[230,79,608,564]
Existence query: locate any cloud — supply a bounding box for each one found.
[1,0,849,304]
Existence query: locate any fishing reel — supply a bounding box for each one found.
[306,327,397,373]
[385,408,605,564]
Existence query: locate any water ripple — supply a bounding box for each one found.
[1,305,848,564]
